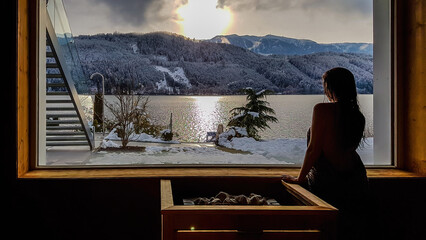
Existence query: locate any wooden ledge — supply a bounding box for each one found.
[18,167,424,179]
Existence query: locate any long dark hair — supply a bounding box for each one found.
[322,67,365,149]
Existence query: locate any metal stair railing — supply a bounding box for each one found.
[46,14,94,150]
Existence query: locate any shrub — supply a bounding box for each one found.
[104,93,150,148]
[160,129,173,141]
[227,88,278,140]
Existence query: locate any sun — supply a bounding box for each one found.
[176,0,232,40]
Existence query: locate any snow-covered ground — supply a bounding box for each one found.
[90,143,294,165]
[215,127,373,165]
[216,136,373,165]
[104,128,180,144]
[45,121,373,166]
[84,131,373,166]
[93,129,297,165]
[219,137,308,164]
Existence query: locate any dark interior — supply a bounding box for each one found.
[170,177,302,206]
[4,1,426,240]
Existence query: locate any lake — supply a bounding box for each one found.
[102,94,373,142]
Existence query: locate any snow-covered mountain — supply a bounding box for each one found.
[209,34,373,56]
[73,32,373,95]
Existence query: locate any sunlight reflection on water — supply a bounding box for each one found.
[103,95,373,142]
[191,96,222,141]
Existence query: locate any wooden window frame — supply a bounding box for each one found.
[16,0,425,179]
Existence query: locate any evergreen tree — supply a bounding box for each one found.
[228,88,278,140]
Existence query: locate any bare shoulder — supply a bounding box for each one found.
[313,102,336,113]
[312,103,336,125]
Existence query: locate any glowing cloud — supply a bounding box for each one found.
[176,0,232,39]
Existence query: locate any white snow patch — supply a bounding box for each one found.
[155,76,174,93]
[248,41,262,51]
[130,43,139,54]
[100,139,120,149]
[247,111,259,118]
[359,44,370,50]
[154,66,192,88]
[160,129,171,134]
[232,112,259,120]
[104,128,179,144]
[218,127,248,139]
[256,89,266,95]
[234,127,248,136]
[232,113,244,120]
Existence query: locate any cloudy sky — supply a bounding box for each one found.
[62,0,373,43]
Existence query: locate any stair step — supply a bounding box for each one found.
[46,107,76,111]
[46,131,85,136]
[46,74,63,78]
[47,82,66,88]
[46,126,83,130]
[46,99,72,104]
[47,113,78,118]
[47,119,81,125]
[46,141,89,146]
[46,52,54,57]
[46,63,58,68]
[46,91,69,96]
[46,136,87,141]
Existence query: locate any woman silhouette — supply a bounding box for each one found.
[282,67,369,239]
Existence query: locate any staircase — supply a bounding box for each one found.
[45,30,94,149]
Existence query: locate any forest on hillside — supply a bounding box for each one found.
[73,32,373,95]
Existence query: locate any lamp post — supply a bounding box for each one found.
[90,72,105,137]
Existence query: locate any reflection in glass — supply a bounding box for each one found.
[47,0,90,94]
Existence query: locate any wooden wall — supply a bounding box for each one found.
[1,177,424,240]
[2,0,425,240]
[397,0,426,175]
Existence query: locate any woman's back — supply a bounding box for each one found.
[306,102,369,240]
[313,102,365,173]
[282,67,369,240]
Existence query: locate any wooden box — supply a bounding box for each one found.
[161,178,338,240]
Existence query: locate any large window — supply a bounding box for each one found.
[38,0,392,167]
